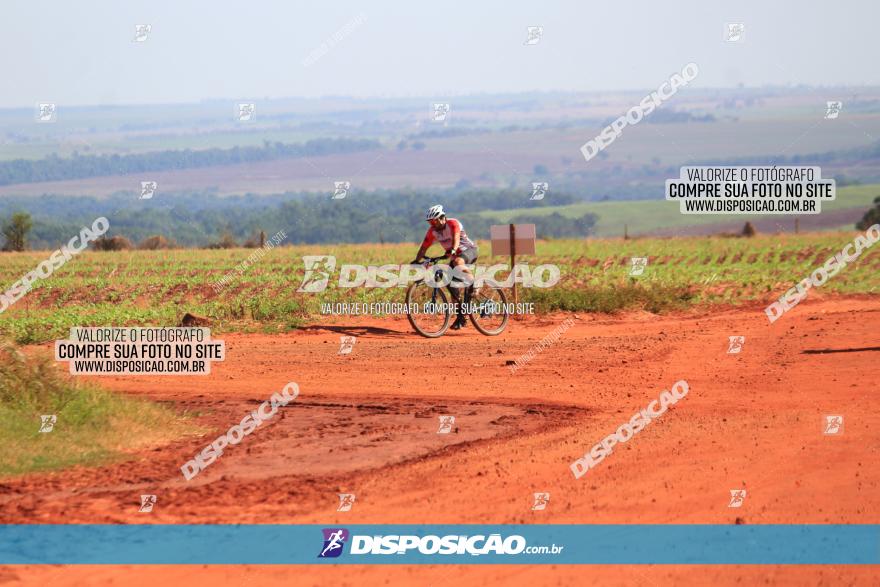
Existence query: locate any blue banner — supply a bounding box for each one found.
[0,525,877,565]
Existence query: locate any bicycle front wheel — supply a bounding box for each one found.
[405,281,452,338]
[468,286,509,336]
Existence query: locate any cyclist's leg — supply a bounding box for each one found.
[450,250,477,328]
[461,249,480,297]
[454,248,477,273]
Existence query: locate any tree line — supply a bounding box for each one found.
[0,138,380,186]
[7,190,879,251]
[0,188,597,249]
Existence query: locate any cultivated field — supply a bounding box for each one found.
[0,232,878,345]
[0,232,880,343]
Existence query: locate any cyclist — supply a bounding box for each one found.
[412,204,478,330]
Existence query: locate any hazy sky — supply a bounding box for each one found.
[1,0,877,107]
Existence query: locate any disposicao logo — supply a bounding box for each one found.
[318,528,350,558]
[315,529,564,558]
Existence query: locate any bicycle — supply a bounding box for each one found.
[404,255,510,338]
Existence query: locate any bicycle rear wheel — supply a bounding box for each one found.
[405,281,452,338]
[468,286,509,336]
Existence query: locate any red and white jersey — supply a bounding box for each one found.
[421,218,476,253]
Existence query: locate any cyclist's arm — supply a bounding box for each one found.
[448,219,462,255]
[415,244,428,262]
[415,229,434,261]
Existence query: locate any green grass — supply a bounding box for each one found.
[475,184,880,237]
[0,342,201,476]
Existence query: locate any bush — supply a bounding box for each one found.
[207,231,238,249]
[856,196,880,230]
[741,222,756,237]
[92,235,133,251]
[242,231,265,249]
[139,235,175,250]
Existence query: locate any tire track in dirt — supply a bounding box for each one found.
[0,395,585,523]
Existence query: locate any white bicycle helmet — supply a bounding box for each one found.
[426,204,445,221]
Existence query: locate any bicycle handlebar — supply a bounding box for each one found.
[408,254,449,266]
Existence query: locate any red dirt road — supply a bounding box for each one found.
[3,298,880,585]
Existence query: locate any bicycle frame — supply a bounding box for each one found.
[419,257,472,310]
